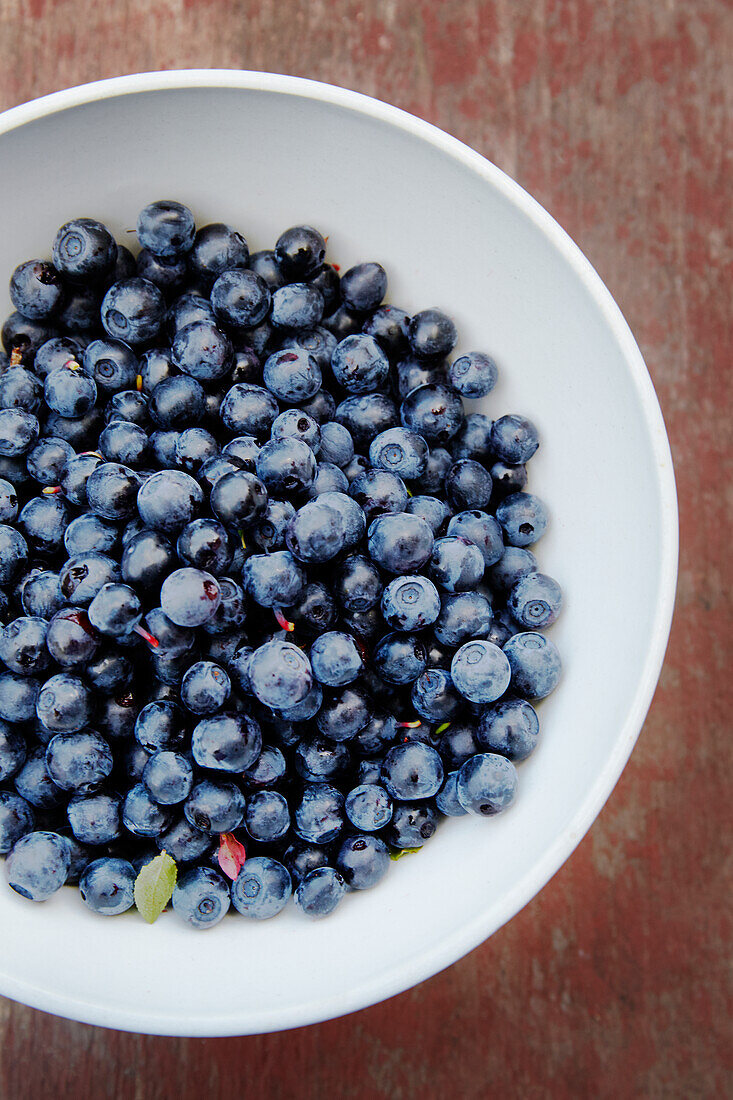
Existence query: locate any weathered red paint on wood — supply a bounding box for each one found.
[0,1,730,1096]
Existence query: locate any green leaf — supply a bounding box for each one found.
[134,851,177,924]
[389,847,422,861]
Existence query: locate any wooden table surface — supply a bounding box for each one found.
[0,2,730,1096]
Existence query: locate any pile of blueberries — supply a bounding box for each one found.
[0,201,562,927]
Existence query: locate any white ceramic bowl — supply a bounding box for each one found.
[0,71,677,1036]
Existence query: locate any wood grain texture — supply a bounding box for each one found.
[0,1,731,1096]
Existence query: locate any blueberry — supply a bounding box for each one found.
[86,649,133,694]
[345,784,393,832]
[171,320,233,383]
[447,511,503,567]
[220,382,279,438]
[210,469,268,530]
[293,737,350,783]
[428,536,485,592]
[248,639,312,710]
[149,375,205,429]
[182,783,242,831]
[121,529,175,592]
[137,200,195,258]
[136,468,203,533]
[191,712,262,773]
[136,249,188,295]
[400,382,464,444]
[295,866,346,917]
[332,334,389,394]
[503,632,562,698]
[477,698,540,761]
[13,746,61,807]
[59,552,120,606]
[270,283,324,330]
[270,410,320,455]
[381,742,444,800]
[302,462,349,499]
[2,313,58,364]
[332,555,381,613]
[487,546,538,596]
[0,366,42,413]
[53,217,117,283]
[316,686,371,742]
[285,497,347,563]
[393,354,446,401]
[82,338,138,393]
[275,225,326,278]
[415,446,452,494]
[249,249,286,290]
[435,771,467,816]
[156,817,212,863]
[369,427,428,481]
[385,801,438,849]
[256,437,316,495]
[405,494,451,534]
[294,782,344,844]
[203,577,246,634]
[280,326,336,371]
[438,721,480,768]
[433,591,493,647]
[123,783,174,837]
[0,792,35,853]
[0,616,50,676]
[445,459,492,511]
[372,633,427,685]
[489,459,528,499]
[335,393,398,449]
[79,857,136,915]
[134,700,187,753]
[0,667,39,723]
[101,278,164,345]
[34,336,83,378]
[10,259,64,320]
[482,606,517,649]
[242,550,306,609]
[490,414,539,464]
[243,744,287,790]
[318,422,354,467]
[143,608,195,658]
[21,570,62,620]
[0,524,28,583]
[87,583,142,637]
[0,721,26,780]
[381,575,441,631]
[337,834,390,890]
[282,842,330,885]
[84,462,139,521]
[457,753,517,816]
[508,572,563,629]
[245,790,290,842]
[221,435,261,471]
[64,514,118,558]
[299,387,337,425]
[285,581,337,635]
[172,866,230,929]
[138,348,175,397]
[181,661,231,715]
[349,468,408,520]
[361,305,410,359]
[189,223,249,285]
[309,632,363,687]
[5,830,70,901]
[495,492,548,547]
[305,263,341,312]
[45,731,113,792]
[0,409,39,457]
[67,792,121,845]
[450,640,511,703]
[160,567,221,627]
[19,493,69,554]
[368,512,434,574]
[176,518,231,575]
[231,856,291,919]
[448,352,498,397]
[0,478,18,522]
[411,669,462,722]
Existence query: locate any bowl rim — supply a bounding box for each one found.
[0,69,678,1035]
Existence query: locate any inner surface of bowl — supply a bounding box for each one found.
[0,73,676,1036]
